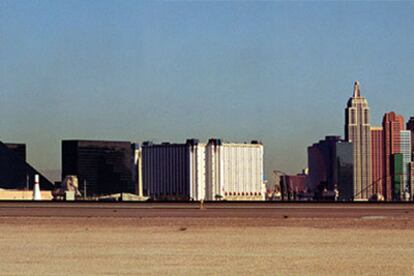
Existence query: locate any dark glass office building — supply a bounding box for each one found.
[308,136,354,201]
[62,140,134,196]
[0,141,54,190]
[5,143,26,161]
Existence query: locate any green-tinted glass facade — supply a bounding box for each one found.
[392,153,403,201]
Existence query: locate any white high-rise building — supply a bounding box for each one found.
[345,81,372,200]
[205,139,264,201]
[140,139,265,201]
[400,130,412,200]
[189,142,206,201]
[141,139,206,201]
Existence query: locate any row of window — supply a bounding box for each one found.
[224,192,262,196]
[349,108,370,125]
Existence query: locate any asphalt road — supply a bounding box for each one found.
[0,201,413,219]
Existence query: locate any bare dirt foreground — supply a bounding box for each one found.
[1,216,414,275]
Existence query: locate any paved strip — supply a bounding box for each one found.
[0,201,413,208]
[0,202,413,219]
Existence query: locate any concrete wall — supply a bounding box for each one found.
[0,190,53,200]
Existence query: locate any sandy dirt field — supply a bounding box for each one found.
[1,216,414,275]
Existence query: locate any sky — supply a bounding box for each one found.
[1,1,414,182]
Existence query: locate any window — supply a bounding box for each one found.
[351,109,356,124]
[364,109,369,124]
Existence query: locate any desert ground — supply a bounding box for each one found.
[1,203,414,275]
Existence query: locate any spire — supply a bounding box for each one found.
[353,80,360,97]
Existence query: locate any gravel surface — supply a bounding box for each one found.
[1,216,414,275]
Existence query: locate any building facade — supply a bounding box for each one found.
[280,173,307,201]
[272,170,285,199]
[131,143,142,196]
[0,141,53,190]
[371,127,384,197]
[410,162,414,201]
[392,153,403,201]
[407,117,414,160]
[62,140,134,196]
[307,136,354,201]
[400,130,412,200]
[141,139,264,201]
[205,139,264,201]
[345,81,372,200]
[382,112,405,201]
[141,140,205,201]
[5,143,26,161]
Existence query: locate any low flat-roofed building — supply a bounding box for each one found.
[280,173,308,201]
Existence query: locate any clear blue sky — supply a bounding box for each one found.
[1,1,414,181]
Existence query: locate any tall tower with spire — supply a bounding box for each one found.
[345,81,372,200]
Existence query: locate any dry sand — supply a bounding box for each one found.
[1,216,414,275]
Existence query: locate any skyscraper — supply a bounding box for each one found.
[410,162,414,201]
[141,139,206,201]
[0,141,54,190]
[62,140,134,196]
[382,112,405,200]
[371,127,384,197]
[140,139,264,201]
[307,136,353,201]
[392,153,403,201]
[345,81,372,200]
[205,139,264,201]
[4,143,26,161]
[407,117,414,160]
[400,130,412,200]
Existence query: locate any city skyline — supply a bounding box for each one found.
[2,2,414,274]
[1,1,414,181]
